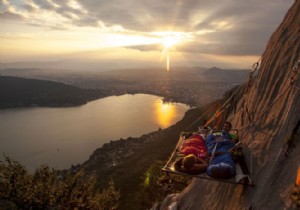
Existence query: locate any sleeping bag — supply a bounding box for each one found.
[174,134,208,174]
[206,132,236,179]
[179,134,208,160]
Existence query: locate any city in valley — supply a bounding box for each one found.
[0,66,248,107]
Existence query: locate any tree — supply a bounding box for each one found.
[0,156,120,210]
[135,160,191,209]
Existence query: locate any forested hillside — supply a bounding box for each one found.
[0,76,105,108]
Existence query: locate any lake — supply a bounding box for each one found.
[0,94,189,171]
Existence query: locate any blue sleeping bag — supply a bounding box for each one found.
[206,132,236,179]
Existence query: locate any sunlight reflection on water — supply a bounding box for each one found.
[0,94,189,171]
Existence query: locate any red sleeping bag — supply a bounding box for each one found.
[179,134,208,160]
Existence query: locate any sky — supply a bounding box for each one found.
[0,0,295,70]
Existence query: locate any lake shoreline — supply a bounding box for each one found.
[0,94,190,172]
[0,92,193,110]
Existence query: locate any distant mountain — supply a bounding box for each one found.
[0,66,248,84]
[0,76,105,109]
[202,66,248,82]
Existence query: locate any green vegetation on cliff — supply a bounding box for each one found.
[0,156,120,210]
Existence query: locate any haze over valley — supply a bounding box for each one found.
[0,66,248,107]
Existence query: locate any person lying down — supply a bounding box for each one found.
[173,123,237,179]
[174,133,208,174]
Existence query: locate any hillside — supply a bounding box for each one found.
[80,103,216,210]
[156,1,300,209]
[0,76,106,108]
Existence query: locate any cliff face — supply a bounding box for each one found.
[159,1,300,209]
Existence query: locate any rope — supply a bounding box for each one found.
[253,58,298,125]
[183,89,237,132]
[204,109,224,128]
[249,120,255,185]
[203,85,245,129]
[245,57,262,94]
[294,85,300,90]
[290,59,300,88]
[237,58,298,185]
[215,111,223,129]
[256,85,291,122]
[250,149,253,184]
[186,57,263,131]
[209,142,219,162]
[240,84,292,141]
[184,103,218,131]
[200,58,262,180]
[239,58,299,142]
[243,58,262,126]
[220,84,245,110]
[206,103,221,125]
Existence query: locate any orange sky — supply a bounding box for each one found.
[0,0,294,70]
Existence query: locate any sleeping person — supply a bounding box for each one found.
[206,122,236,179]
[174,133,208,174]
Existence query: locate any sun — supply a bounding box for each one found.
[153,31,189,71]
[162,35,179,49]
[161,35,180,71]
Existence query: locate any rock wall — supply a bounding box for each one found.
[158,1,300,209]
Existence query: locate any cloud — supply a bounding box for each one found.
[76,0,294,56]
[0,0,295,57]
[125,44,161,52]
[2,0,293,32]
[31,0,55,10]
[0,11,24,20]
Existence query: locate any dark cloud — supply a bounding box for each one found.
[32,0,55,10]
[0,0,9,10]
[125,44,161,52]
[189,27,274,56]
[177,42,262,56]
[76,0,294,44]
[77,0,198,31]
[72,15,101,27]
[0,11,24,20]
[23,3,37,13]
